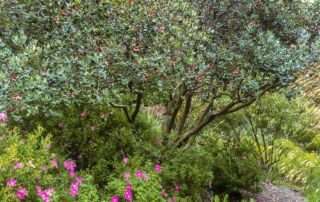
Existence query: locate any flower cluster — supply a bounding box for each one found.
[64,160,76,178]
[36,186,55,202]
[14,162,24,169]
[7,179,28,200]
[112,154,179,202]
[16,188,28,200]
[160,182,180,201]
[6,157,83,200]
[69,177,83,197]
[123,188,133,201]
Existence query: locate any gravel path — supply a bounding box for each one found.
[255,183,306,202]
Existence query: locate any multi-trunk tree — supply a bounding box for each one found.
[0,0,319,147]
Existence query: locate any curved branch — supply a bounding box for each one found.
[109,102,132,123]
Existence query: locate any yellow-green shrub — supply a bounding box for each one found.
[0,126,99,201]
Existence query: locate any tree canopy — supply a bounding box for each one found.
[0,0,319,146]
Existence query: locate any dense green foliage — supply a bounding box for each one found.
[1,0,319,146]
[217,93,320,166]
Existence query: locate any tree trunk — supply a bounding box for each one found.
[177,94,192,135]
[177,114,213,147]
[130,92,143,123]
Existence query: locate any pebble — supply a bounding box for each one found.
[255,183,306,202]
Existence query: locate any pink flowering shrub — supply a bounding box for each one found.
[104,159,183,201]
[0,126,99,201]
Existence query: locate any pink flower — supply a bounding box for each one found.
[143,173,149,181]
[64,160,76,178]
[155,24,165,31]
[0,113,8,121]
[111,196,119,202]
[133,46,141,52]
[123,157,129,163]
[162,192,167,197]
[173,196,177,201]
[141,75,147,81]
[80,112,86,118]
[154,164,161,172]
[45,188,54,196]
[69,183,79,197]
[136,170,143,178]
[175,184,181,191]
[126,182,132,190]
[70,170,75,178]
[41,166,46,171]
[124,172,130,180]
[16,188,27,200]
[51,158,59,169]
[124,189,131,195]
[7,179,17,188]
[124,190,133,201]
[36,186,42,194]
[36,186,54,202]
[14,162,24,169]
[76,177,83,185]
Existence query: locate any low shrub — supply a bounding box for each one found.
[2,109,266,201]
[199,132,266,198]
[0,126,99,201]
[104,160,176,201]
